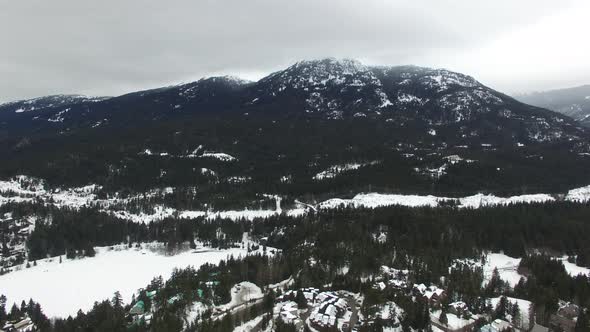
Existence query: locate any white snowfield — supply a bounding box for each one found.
[455,252,590,289]
[320,193,440,209]
[319,192,557,210]
[0,243,267,318]
[559,257,590,277]
[566,185,590,203]
[484,253,524,287]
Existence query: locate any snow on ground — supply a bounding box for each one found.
[1,175,589,223]
[233,315,264,332]
[459,253,589,287]
[559,257,590,277]
[484,253,524,287]
[565,185,590,203]
[313,161,379,181]
[319,193,440,209]
[206,209,277,221]
[430,310,474,330]
[0,244,259,318]
[199,152,237,162]
[319,192,556,210]
[490,296,532,329]
[459,193,554,208]
[184,301,208,328]
[216,281,264,312]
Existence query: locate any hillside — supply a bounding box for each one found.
[516,85,590,127]
[0,59,588,200]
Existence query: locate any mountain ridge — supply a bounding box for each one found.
[1,58,586,145]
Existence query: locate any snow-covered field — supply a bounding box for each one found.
[456,253,590,289]
[560,257,590,277]
[484,253,523,287]
[318,192,557,210]
[217,281,264,312]
[0,244,258,318]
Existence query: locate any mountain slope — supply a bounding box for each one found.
[0,59,588,198]
[516,85,590,127]
[1,58,586,145]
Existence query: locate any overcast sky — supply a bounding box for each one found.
[1,0,589,102]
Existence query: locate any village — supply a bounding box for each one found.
[118,260,584,332]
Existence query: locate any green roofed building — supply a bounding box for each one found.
[129,301,145,315]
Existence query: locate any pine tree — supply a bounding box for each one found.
[112,291,123,309]
[295,290,308,309]
[0,295,7,323]
[512,302,521,328]
[575,309,589,332]
[439,308,449,326]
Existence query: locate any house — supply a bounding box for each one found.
[309,292,349,331]
[413,284,446,307]
[448,302,470,318]
[480,319,514,332]
[1,317,36,332]
[129,300,145,315]
[430,310,477,332]
[277,301,303,329]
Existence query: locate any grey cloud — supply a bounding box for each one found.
[0,0,586,102]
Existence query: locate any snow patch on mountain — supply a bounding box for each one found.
[565,185,590,203]
[199,152,237,162]
[313,161,379,181]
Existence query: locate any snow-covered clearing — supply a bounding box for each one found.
[318,192,557,210]
[430,310,475,330]
[455,253,590,289]
[216,281,264,313]
[559,257,590,277]
[484,253,523,287]
[490,296,532,329]
[320,193,440,209]
[0,244,262,318]
[566,185,590,203]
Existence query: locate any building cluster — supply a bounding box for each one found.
[0,213,33,272]
[1,316,36,332]
[275,288,354,331]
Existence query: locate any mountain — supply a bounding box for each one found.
[515,85,590,127]
[1,58,586,142]
[0,58,589,197]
